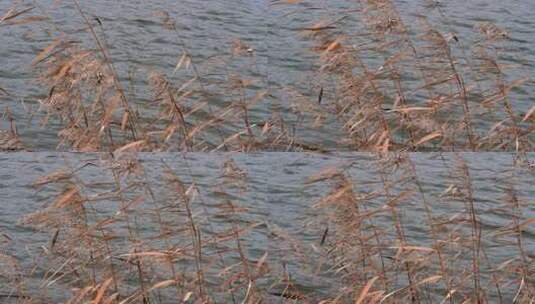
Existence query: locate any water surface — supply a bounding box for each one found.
[1,0,533,150]
[1,153,533,301]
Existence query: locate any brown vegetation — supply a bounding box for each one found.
[0,0,534,303]
[0,153,532,303]
[0,0,533,152]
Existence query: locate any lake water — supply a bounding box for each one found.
[1,0,534,302]
[1,0,534,150]
[1,153,533,302]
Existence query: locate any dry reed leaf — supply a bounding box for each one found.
[488,119,507,134]
[389,107,434,114]
[69,286,95,304]
[173,53,190,74]
[261,121,271,135]
[32,39,63,66]
[120,112,129,131]
[33,170,72,186]
[325,40,342,53]
[355,276,379,304]
[346,117,367,133]
[148,280,176,292]
[185,183,199,201]
[163,124,177,142]
[2,16,46,26]
[302,20,337,32]
[213,130,247,152]
[50,52,91,81]
[522,104,535,122]
[415,132,442,146]
[114,140,146,154]
[376,130,390,153]
[255,252,268,271]
[416,275,442,285]
[314,184,353,208]
[53,187,81,208]
[388,246,435,252]
[0,6,34,24]
[99,96,121,134]
[177,76,197,94]
[183,292,193,302]
[306,167,343,184]
[219,262,241,277]
[495,258,516,271]
[381,275,442,302]
[93,278,114,304]
[440,290,458,304]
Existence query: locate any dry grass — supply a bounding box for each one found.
[0,153,532,303]
[0,0,534,303]
[0,0,533,152]
[296,0,534,152]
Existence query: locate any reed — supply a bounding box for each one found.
[0,0,534,303]
[0,153,531,303]
[0,0,532,151]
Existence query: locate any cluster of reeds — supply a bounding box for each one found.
[2,0,533,151]
[5,154,272,303]
[283,0,534,152]
[1,0,534,303]
[1,153,533,303]
[2,1,313,152]
[302,154,534,303]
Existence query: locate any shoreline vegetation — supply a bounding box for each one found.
[0,0,534,303]
[0,0,533,152]
[1,153,534,303]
